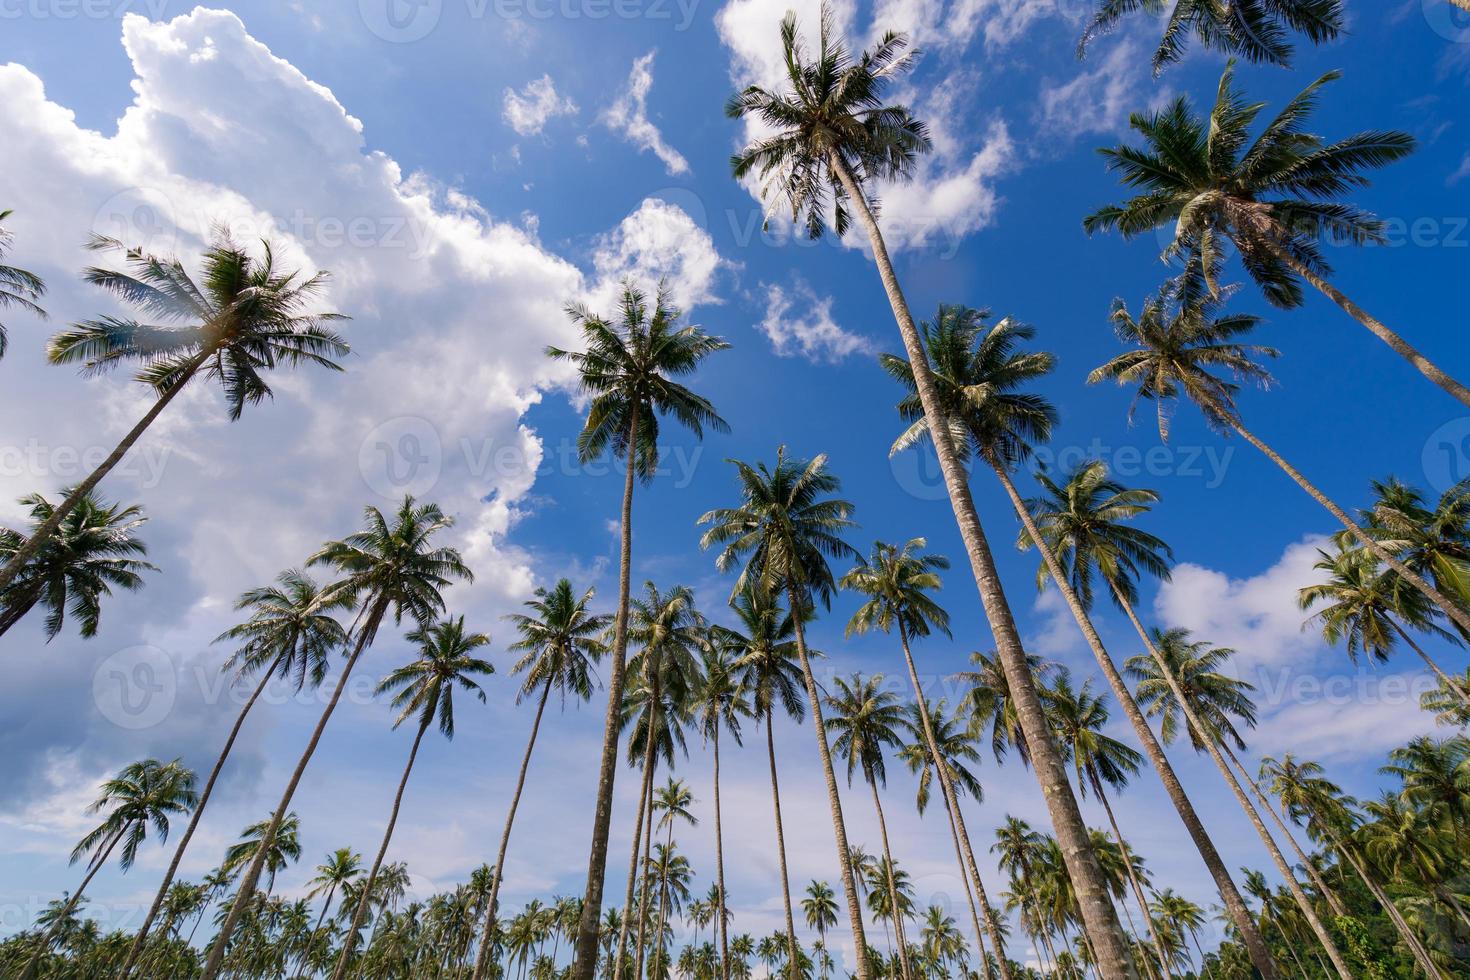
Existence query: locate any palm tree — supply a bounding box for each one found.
[648,779,698,979]
[546,283,729,980]
[724,583,807,974]
[1015,456,1277,976]
[694,641,752,980]
[957,650,1053,767]
[1362,477,1470,618]
[841,537,1012,977]
[1126,629,1354,979]
[1261,753,1448,980]
[222,812,303,893]
[1359,790,1469,930]
[824,672,917,980]
[699,447,875,979]
[471,580,609,979]
[20,759,196,980]
[646,842,694,978]
[1077,0,1343,73]
[993,817,1063,976]
[0,490,156,640]
[296,849,363,978]
[1,232,349,593]
[1043,670,1172,979]
[1087,276,1470,641]
[1300,543,1470,708]
[1150,890,1208,978]
[332,615,494,978]
[1082,64,1458,409]
[879,305,1149,979]
[0,208,46,360]
[201,495,470,979]
[803,881,839,964]
[119,569,349,978]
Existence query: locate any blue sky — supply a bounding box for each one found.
[1,0,1468,967]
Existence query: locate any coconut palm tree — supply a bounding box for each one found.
[1300,543,1470,708]
[1082,64,1456,408]
[1043,670,1172,978]
[201,495,470,979]
[647,779,698,979]
[1,232,350,593]
[222,813,303,894]
[0,490,156,640]
[1126,630,1354,978]
[1362,477,1470,619]
[693,641,752,980]
[546,284,728,980]
[803,881,839,961]
[824,672,917,980]
[295,849,362,978]
[957,650,1054,767]
[728,11,1134,972]
[1150,890,1208,978]
[1077,0,1343,73]
[1382,736,1470,837]
[841,537,1013,977]
[0,208,46,360]
[470,580,609,979]
[1015,456,1277,976]
[645,842,694,979]
[20,759,196,980]
[724,583,807,975]
[993,817,1066,976]
[332,615,494,979]
[699,447,875,978]
[1087,276,1470,640]
[120,569,350,978]
[1359,791,1469,929]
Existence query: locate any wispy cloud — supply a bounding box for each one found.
[600,51,690,176]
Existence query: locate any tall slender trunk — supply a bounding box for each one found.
[825,150,1135,980]
[634,674,664,980]
[764,708,802,978]
[1325,832,1445,980]
[0,352,208,593]
[712,724,731,980]
[118,651,285,979]
[895,624,1012,980]
[1220,751,1347,920]
[787,582,870,980]
[1388,621,1470,707]
[1263,239,1470,409]
[1225,416,1470,637]
[21,831,123,980]
[994,462,1277,980]
[866,773,914,980]
[200,595,388,980]
[0,591,39,638]
[938,787,991,979]
[1189,931,1210,980]
[1114,597,1353,980]
[472,680,556,980]
[1088,773,1173,980]
[291,883,339,980]
[573,404,641,980]
[332,714,431,980]
[613,746,655,980]
[650,817,675,980]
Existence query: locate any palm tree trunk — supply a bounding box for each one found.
[895,624,1012,980]
[938,788,991,978]
[763,707,803,979]
[651,820,675,980]
[824,149,1136,980]
[634,676,664,980]
[292,883,339,980]
[472,679,556,980]
[0,352,208,593]
[866,774,914,980]
[613,747,655,980]
[199,594,388,980]
[993,461,1278,980]
[1225,416,1470,637]
[119,650,286,979]
[0,590,40,638]
[573,403,641,980]
[1387,620,1470,707]
[712,724,731,980]
[21,830,123,980]
[1113,595,1354,980]
[332,714,431,980]
[1219,751,1348,920]
[1325,832,1445,980]
[1262,240,1470,408]
[1189,930,1210,980]
[787,582,871,980]
[1088,773,1173,980]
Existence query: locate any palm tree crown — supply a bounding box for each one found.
[1126,628,1258,752]
[1079,0,1344,74]
[841,537,951,642]
[825,673,909,787]
[725,4,930,239]
[504,579,609,703]
[0,208,47,359]
[379,616,495,738]
[215,569,351,692]
[72,759,197,872]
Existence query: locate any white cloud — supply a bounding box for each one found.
[600,51,690,176]
[1038,37,1158,140]
[755,279,873,363]
[502,74,578,136]
[1450,151,1470,186]
[589,197,725,310]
